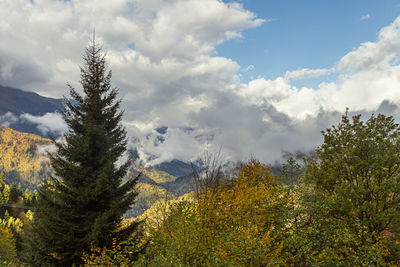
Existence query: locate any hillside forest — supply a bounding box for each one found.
[1,41,400,266]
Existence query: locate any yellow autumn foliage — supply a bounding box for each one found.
[196,159,285,266]
[80,160,286,266]
[139,159,287,266]
[141,169,176,183]
[82,239,132,266]
[0,126,52,185]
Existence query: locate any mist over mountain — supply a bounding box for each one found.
[0,122,197,216]
[0,85,64,137]
[0,85,199,169]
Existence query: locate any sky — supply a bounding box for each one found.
[1,0,400,165]
[220,0,400,85]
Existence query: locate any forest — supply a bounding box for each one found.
[1,41,400,266]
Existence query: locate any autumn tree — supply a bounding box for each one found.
[138,159,287,266]
[199,159,286,265]
[23,39,141,266]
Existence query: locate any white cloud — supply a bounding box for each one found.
[20,113,66,136]
[0,112,18,127]
[338,17,400,73]
[0,0,264,97]
[237,16,400,120]
[284,68,334,80]
[0,0,266,164]
[37,143,57,160]
[3,1,400,164]
[361,13,371,21]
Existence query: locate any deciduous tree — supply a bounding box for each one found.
[291,111,400,265]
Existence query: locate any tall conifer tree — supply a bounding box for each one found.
[24,39,140,266]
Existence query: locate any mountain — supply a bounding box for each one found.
[0,85,63,116]
[126,161,195,216]
[0,126,52,189]
[0,85,64,137]
[160,173,195,196]
[0,85,197,215]
[153,159,193,178]
[0,125,195,216]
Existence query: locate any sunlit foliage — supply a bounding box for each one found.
[136,159,287,266]
[285,111,400,266]
[0,126,52,186]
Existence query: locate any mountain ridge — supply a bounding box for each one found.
[0,85,64,137]
[0,85,63,116]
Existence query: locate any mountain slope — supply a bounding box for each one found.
[160,172,197,196]
[153,160,193,178]
[0,85,64,137]
[0,85,63,116]
[0,126,52,188]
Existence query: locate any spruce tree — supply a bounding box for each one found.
[23,39,140,266]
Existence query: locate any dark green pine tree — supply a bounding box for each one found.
[23,40,141,266]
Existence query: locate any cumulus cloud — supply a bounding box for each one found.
[224,15,400,162]
[237,17,400,121]
[0,51,49,88]
[3,1,400,165]
[338,17,400,73]
[0,0,264,97]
